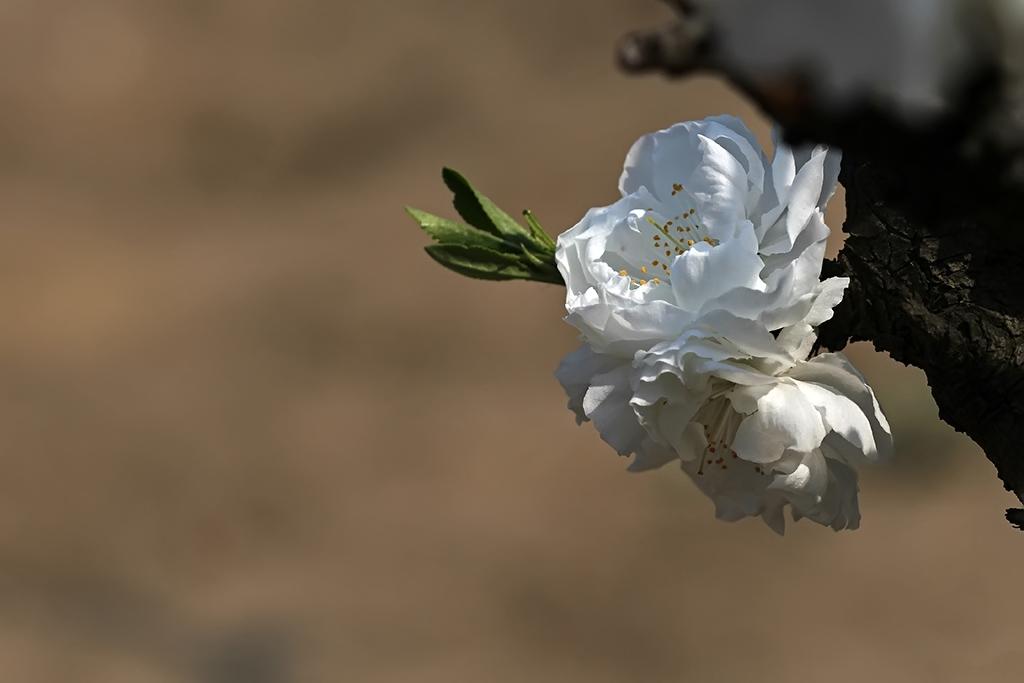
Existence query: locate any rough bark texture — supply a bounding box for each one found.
[620,0,1024,527]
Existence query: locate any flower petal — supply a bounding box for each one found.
[671,224,765,314]
[555,345,624,424]
[790,451,862,531]
[760,141,841,255]
[769,449,830,508]
[582,364,646,456]
[700,211,834,331]
[804,277,850,327]
[695,310,793,365]
[619,116,765,204]
[627,438,678,472]
[631,371,710,457]
[787,353,894,464]
[791,379,878,462]
[732,382,827,463]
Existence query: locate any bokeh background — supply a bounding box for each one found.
[0,1,1020,681]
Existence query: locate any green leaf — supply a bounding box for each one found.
[424,244,533,281]
[407,169,564,286]
[404,207,506,251]
[528,261,564,285]
[517,245,564,285]
[442,168,531,241]
[523,209,556,251]
[519,244,547,268]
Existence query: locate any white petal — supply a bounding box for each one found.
[769,449,830,507]
[619,116,766,204]
[792,379,878,461]
[631,372,709,457]
[671,224,764,314]
[628,437,678,472]
[555,345,687,472]
[787,353,894,463]
[694,310,792,365]
[728,384,774,415]
[798,449,862,531]
[768,129,796,200]
[555,345,624,424]
[760,502,788,535]
[760,146,834,256]
[804,277,850,327]
[694,359,778,387]
[582,364,646,456]
[678,443,786,532]
[556,187,663,296]
[775,323,817,363]
[637,323,778,388]
[701,211,831,331]
[686,134,756,236]
[733,382,827,463]
[825,458,861,531]
[761,210,830,292]
[712,493,764,523]
[556,187,696,351]
[786,142,842,210]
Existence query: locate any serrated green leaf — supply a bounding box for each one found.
[442,168,531,241]
[405,207,507,251]
[424,244,533,281]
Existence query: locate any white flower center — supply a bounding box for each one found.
[613,183,718,289]
[695,396,768,478]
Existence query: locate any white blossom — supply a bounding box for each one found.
[556,115,845,355]
[556,316,892,533]
[554,116,892,532]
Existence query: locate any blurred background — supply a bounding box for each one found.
[0,1,1019,681]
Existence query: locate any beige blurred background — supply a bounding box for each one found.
[0,1,1019,681]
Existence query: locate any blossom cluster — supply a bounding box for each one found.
[555,117,892,533]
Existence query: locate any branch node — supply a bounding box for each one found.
[617,18,708,76]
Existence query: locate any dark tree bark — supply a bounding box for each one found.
[620,0,1024,527]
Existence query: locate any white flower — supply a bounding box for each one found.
[556,314,893,533]
[554,116,892,532]
[556,116,845,356]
